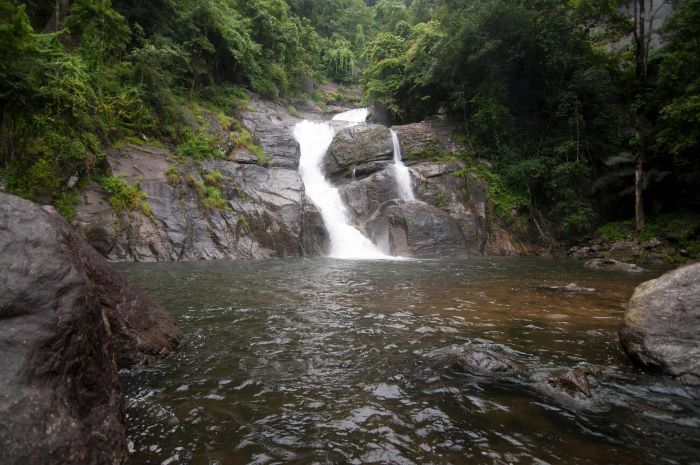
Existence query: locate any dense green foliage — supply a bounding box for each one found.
[363,0,700,241]
[1,0,698,247]
[0,0,371,208]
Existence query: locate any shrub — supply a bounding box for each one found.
[229,123,266,165]
[99,175,152,217]
[203,170,224,186]
[176,131,225,159]
[165,166,181,186]
[201,185,229,212]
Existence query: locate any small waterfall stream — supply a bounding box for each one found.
[294,109,390,260]
[390,129,415,201]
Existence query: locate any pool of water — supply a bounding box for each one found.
[116,258,700,465]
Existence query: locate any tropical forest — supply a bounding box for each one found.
[0,1,699,464]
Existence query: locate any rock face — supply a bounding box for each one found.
[73,98,328,261]
[71,101,538,261]
[326,122,533,258]
[619,263,700,385]
[584,258,644,272]
[0,193,182,465]
[238,95,301,169]
[392,118,460,162]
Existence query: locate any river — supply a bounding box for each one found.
[117,258,699,465]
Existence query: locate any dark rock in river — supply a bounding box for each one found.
[0,193,182,465]
[531,366,605,412]
[538,283,596,293]
[446,348,524,376]
[584,258,644,272]
[619,263,700,385]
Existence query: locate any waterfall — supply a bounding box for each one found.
[294,110,390,260]
[390,130,415,201]
[332,108,369,124]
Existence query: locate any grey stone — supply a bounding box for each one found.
[365,200,476,258]
[531,366,606,412]
[619,263,700,385]
[0,193,182,465]
[446,349,524,376]
[584,258,644,272]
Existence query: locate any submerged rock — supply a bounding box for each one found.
[538,283,596,293]
[446,348,524,376]
[0,193,182,465]
[619,263,700,385]
[584,258,644,272]
[531,366,605,412]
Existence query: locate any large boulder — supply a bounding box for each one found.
[391,118,460,162]
[0,193,182,465]
[619,263,700,385]
[324,124,393,179]
[366,200,479,258]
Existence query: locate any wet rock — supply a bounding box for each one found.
[642,238,662,250]
[606,240,643,262]
[0,193,182,465]
[324,124,393,179]
[366,200,478,258]
[339,169,401,225]
[538,283,596,292]
[584,258,644,272]
[446,349,524,376]
[619,263,700,385]
[531,366,605,412]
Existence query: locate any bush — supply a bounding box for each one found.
[203,170,224,186]
[229,122,266,165]
[176,131,225,159]
[165,166,181,185]
[201,185,229,212]
[99,175,152,217]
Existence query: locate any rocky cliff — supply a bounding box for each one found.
[328,119,531,258]
[72,98,533,261]
[73,96,327,261]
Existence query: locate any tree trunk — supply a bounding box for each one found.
[635,147,645,235]
[633,0,647,237]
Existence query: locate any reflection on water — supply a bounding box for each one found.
[116,258,700,465]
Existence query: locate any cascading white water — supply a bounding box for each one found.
[390,129,415,201]
[332,108,369,124]
[294,109,390,260]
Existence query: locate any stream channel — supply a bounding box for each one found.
[118,258,700,465]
